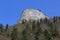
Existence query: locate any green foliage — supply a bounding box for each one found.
[44,18,48,23]
[48,21,59,38]
[22,29,28,40]
[32,20,42,40]
[0,24,3,33]
[53,16,58,23]
[44,30,51,40]
[11,27,18,40]
[34,28,41,40]
[58,17,60,20]
[22,19,27,24]
[22,24,29,40]
[48,22,53,27]
[0,17,60,40]
[51,27,59,37]
[32,21,36,31]
[5,24,9,32]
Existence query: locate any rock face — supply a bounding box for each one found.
[19,9,49,23]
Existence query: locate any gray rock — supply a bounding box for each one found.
[19,8,49,23]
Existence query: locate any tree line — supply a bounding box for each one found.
[0,16,60,40]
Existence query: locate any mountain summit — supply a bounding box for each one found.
[19,8,49,23]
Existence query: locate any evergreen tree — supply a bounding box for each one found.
[58,16,60,20]
[22,29,28,40]
[51,27,59,37]
[0,24,3,33]
[5,24,9,32]
[53,16,58,23]
[44,18,48,23]
[22,19,27,24]
[22,23,30,40]
[32,20,42,40]
[11,27,18,40]
[44,30,51,40]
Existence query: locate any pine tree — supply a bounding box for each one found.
[44,30,51,40]
[22,29,27,40]
[0,24,3,34]
[22,23,30,40]
[32,20,42,40]
[53,16,58,23]
[11,27,18,40]
[51,27,59,37]
[44,18,48,23]
[5,24,9,32]
[22,19,27,24]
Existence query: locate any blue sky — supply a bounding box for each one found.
[0,0,60,26]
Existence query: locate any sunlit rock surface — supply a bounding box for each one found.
[19,8,49,23]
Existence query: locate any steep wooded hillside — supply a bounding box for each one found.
[0,16,60,40]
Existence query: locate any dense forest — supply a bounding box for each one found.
[0,16,60,40]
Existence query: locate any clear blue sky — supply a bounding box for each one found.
[0,0,60,26]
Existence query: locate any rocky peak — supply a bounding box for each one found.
[19,8,49,23]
